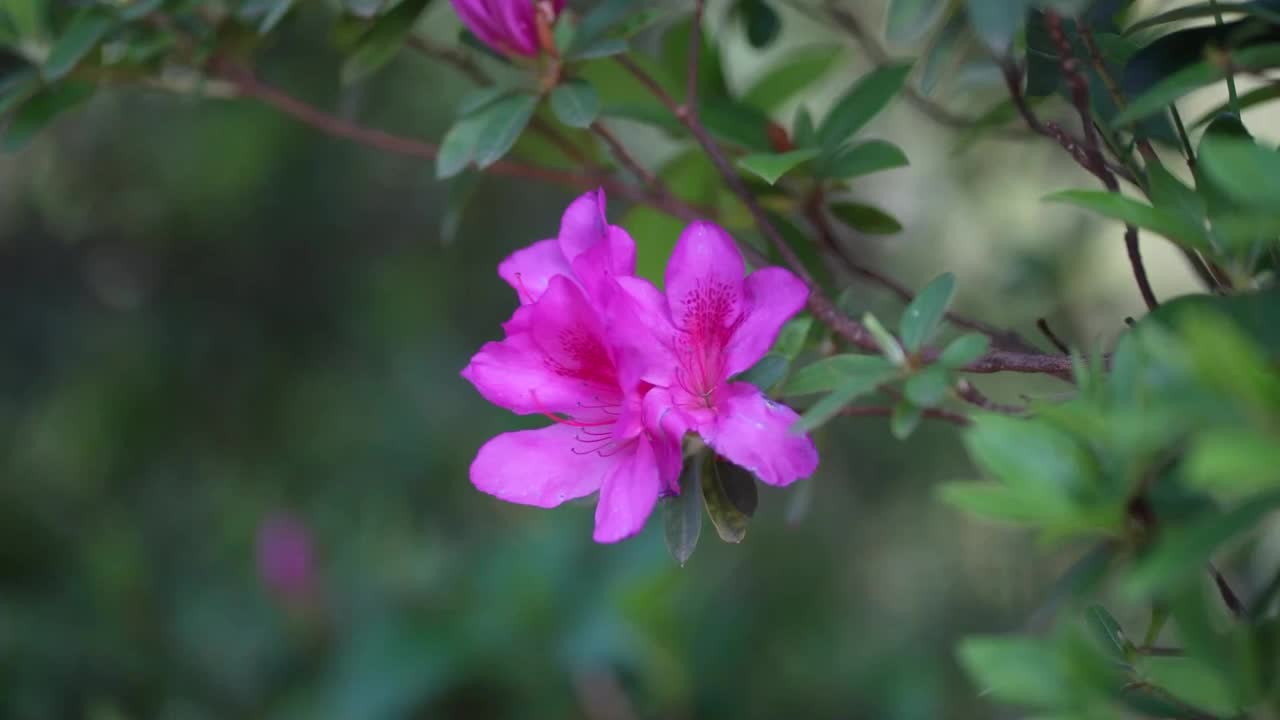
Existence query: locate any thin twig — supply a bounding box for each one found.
[591,123,657,188]
[406,36,491,85]
[1036,318,1071,354]
[955,379,1028,415]
[807,193,1044,354]
[1210,563,1245,618]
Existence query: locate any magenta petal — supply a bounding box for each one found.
[664,221,746,336]
[450,0,508,52]
[642,387,688,493]
[602,276,677,389]
[498,238,570,305]
[461,331,593,415]
[592,438,662,542]
[724,267,810,377]
[471,424,614,507]
[558,189,609,260]
[703,382,818,487]
[529,276,623,400]
[494,0,539,55]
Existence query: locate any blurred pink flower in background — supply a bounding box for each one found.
[256,512,316,604]
[449,0,564,57]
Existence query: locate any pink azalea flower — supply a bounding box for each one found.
[462,194,682,543]
[614,222,819,486]
[449,0,564,58]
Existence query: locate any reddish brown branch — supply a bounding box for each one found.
[955,379,1028,415]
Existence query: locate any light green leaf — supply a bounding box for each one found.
[957,635,1069,707]
[964,414,1094,495]
[864,312,906,365]
[939,333,990,368]
[821,139,909,179]
[890,400,922,439]
[1084,604,1130,659]
[792,361,900,432]
[1044,189,1209,250]
[784,354,896,396]
[920,11,966,95]
[456,85,513,118]
[886,0,944,44]
[817,62,912,148]
[1186,430,1280,501]
[829,201,903,235]
[965,0,1032,55]
[743,46,842,111]
[473,93,539,168]
[738,353,790,393]
[43,8,113,81]
[904,366,949,407]
[435,114,485,179]
[899,272,954,353]
[736,148,820,185]
[550,79,600,128]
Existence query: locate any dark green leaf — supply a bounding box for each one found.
[886,0,944,44]
[773,316,812,359]
[473,93,539,168]
[784,354,896,396]
[435,114,485,179]
[829,201,903,235]
[742,46,842,111]
[738,353,790,392]
[43,8,113,81]
[820,139,909,179]
[717,459,759,517]
[456,85,514,118]
[904,366,950,407]
[966,0,1032,54]
[1197,135,1280,210]
[817,62,913,149]
[3,81,94,152]
[439,172,479,244]
[736,148,819,185]
[664,458,703,565]
[740,0,781,48]
[890,400,922,439]
[1189,83,1280,127]
[939,333,990,368]
[0,66,40,117]
[792,105,815,146]
[1044,189,1209,250]
[920,10,966,95]
[1147,161,1208,234]
[1114,43,1280,126]
[549,79,599,128]
[566,36,629,60]
[1085,604,1131,659]
[258,0,294,33]
[701,455,750,542]
[1126,489,1280,598]
[1125,1,1278,36]
[899,272,955,353]
[341,0,431,84]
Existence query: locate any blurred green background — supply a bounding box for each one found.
[2,1,1272,718]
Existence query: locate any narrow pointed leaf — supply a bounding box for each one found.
[473,93,539,168]
[821,139,909,179]
[736,148,819,185]
[550,79,600,128]
[664,459,703,565]
[43,8,113,81]
[899,272,955,352]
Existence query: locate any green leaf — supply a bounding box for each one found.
[820,139,909,179]
[549,79,600,129]
[939,333,990,368]
[1125,1,1276,36]
[736,148,819,185]
[340,0,431,84]
[456,85,514,118]
[439,172,479,245]
[899,272,955,353]
[784,354,896,396]
[0,66,41,117]
[1190,83,1280,128]
[1084,604,1131,659]
[965,0,1032,54]
[1185,430,1280,501]
[964,414,1095,496]
[569,36,630,59]
[829,201,903,235]
[1126,490,1280,598]
[1113,43,1280,126]
[43,8,113,81]
[774,316,813,359]
[957,635,1069,707]
[792,361,900,432]
[886,0,944,44]
[863,312,906,366]
[904,366,949,407]
[740,0,781,48]
[435,114,485,179]
[1197,135,1280,210]
[817,62,913,149]
[257,0,294,33]
[1147,161,1207,234]
[890,401,922,439]
[1044,189,1209,250]
[664,459,703,565]
[920,11,966,95]
[738,353,790,393]
[3,81,94,152]
[717,459,759,517]
[701,455,750,543]
[742,46,842,112]
[1140,655,1241,718]
[473,93,539,169]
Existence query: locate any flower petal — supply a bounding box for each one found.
[497,238,570,305]
[592,438,662,542]
[461,330,594,415]
[702,382,818,487]
[471,424,614,507]
[450,0,508,52]
[528,276,622,403]
[602,276,678,390]
[664,221,746,328]
[724,266,810,377]
[559,190,636,300]
[493,0,539,56]
[642,386,688,494]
